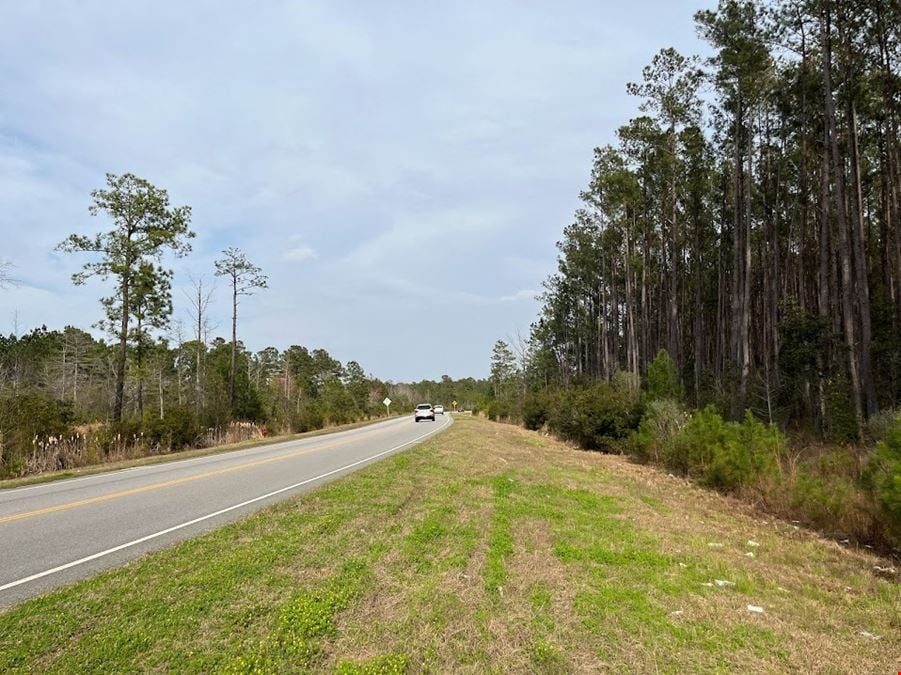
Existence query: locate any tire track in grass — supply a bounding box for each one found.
[485,474,516,600]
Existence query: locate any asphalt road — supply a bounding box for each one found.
[0,414,451,608]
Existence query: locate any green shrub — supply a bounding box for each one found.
[790,470,866,535]
[547,382,642,450]
[322,380,360,425]
[522,391,554,430]
[293,404,325,433]
[646,350,682,402]
[665,405,724,476]
[0,395,74,477]
[487,399,516,422]
[708,412,784,493]
[863,413,901,547]
[627,398,686,463]
[666,407,783,494]
[142,406,201,451]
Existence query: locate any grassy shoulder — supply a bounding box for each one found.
[0,416,897,673]
[0,415,400,491]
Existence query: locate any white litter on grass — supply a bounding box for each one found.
[840,538,850,544]
[745,552,756,558]
[670,610,684,616]
[746,540,760,547]
[707,542,724,548]
[747,605,764,614]
[700,582,714,587]
[714,579,735,588]
[859,630,881,641]
[678,562,688,568]
[873,565,897,574]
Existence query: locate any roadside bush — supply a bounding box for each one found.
[292,404,325,433]
[522,390,555,430]
[627,398,686,463]
[646,349,682,402]
[322,380,360,425]
[709,412,784,494]
[863,413,901,547]
[664,405,724,476]
[667,407,783,495]
[79,418,143,460]
[0,394,74,477]
[790,469,873,538]
[487,399,516,422]
[142,406,201,451]
[547,382,642,451]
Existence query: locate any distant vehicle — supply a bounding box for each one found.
[434,405,445,415]
[414,403,435,422]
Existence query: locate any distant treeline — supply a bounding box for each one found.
[0,325,493,478]
[0,169,494,478]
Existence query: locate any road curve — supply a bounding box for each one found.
[0,414,452,608]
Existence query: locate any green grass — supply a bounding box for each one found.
[0,416,897,673]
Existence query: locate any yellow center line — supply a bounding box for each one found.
[0,422,402,525]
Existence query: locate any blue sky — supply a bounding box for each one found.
[0,0,713,381]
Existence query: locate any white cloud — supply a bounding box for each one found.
[0,0,714,379]
[498,289,538,303]
[283,245,317,262]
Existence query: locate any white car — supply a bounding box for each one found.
[414,403,435,422]
[434,405,445,415]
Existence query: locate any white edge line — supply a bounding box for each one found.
[3,417,409,495]
[0,417,450,593]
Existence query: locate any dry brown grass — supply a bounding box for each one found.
[326,417,900,673]
[0,415,401,490]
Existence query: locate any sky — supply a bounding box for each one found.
[0,0,714,382]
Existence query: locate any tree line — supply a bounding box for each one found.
[511,0,901,440]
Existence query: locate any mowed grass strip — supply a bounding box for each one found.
[0,416,898,673]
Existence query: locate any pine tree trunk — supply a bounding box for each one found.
[113,277,130,423]
[847,99,877,415]
[822,4,864,426]
[136,313,143,420]
[669,127,680,363]
[230,277,237,412]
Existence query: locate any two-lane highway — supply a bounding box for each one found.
[0,414,451,608]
